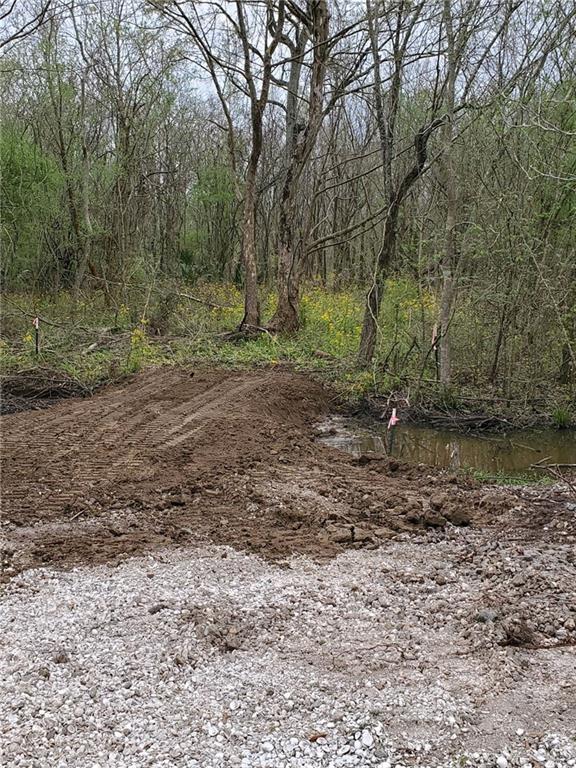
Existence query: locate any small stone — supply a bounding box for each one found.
[373,527,395,539]
[516,728,525,736]
[405,509,421,524]
[444,506,470,526]
[148,603,169,615]
[207,724,219,737]
[262,742,274,753]
[307,731,327,743]
[353,527,373,543]
[361,729,374,748]
[497,757,509,768]
[476,608,498,623]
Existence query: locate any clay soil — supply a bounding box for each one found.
[1,366,574,581]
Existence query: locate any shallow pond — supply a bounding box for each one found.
[318,416,576,476]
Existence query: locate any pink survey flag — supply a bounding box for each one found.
[387,408,399,430]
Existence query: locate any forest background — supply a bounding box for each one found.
[1,0,575,425]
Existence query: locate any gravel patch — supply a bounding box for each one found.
[1,533,575,767]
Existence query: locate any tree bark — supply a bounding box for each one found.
[268,0,329,333]
[357,119,444,366]
[73,76,94,296]
[240,155,261,329]
[357,204,398,366]
[438,261,454,384]
[357,0,416,367]
[236,0,285,331]
[438,0,458,386]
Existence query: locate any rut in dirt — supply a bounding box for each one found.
[2,367,328,519]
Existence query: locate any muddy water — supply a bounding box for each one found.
[318,416,576,475]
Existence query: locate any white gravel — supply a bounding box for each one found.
[1,534,575,767]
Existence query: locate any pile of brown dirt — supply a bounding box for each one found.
[1,366,574,579]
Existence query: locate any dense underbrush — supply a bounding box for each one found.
[1,281,573,427]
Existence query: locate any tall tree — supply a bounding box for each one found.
[149,0,286,330]
[267,0,330,332]
[357,0,444,366]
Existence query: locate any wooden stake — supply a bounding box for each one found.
[388,425,396,454]
[33,317,40,355]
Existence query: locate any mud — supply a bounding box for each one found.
[1,367,575,580]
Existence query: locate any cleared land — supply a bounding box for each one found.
[1,368,575,767]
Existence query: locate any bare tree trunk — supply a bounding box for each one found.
[268,25,307,332]
[149,0,286,332]
[268,0,329,333]
[357,209,397,366]
[438,0,458,386]
[240,156,261,329]
[73,76,94,296]
[236,0,285,331]
[358,0,416,366]
[357,117,443,367]
[438,264,454,384]
[43,19,86,290]
[358,1,442,366]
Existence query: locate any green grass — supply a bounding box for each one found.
[470,469,555,486]
[551,406,572,429]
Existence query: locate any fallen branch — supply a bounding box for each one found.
[530,462,575,470]
[530,463,576,499]
[219,324,276,342]
[176,292,231,310]
[531,455,552,467]
[3,297,91,331]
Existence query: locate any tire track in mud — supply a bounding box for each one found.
[0,366,350,576]
[0,369,298,522]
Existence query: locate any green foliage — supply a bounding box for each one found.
[181,164,237,280]
[551,406,571,429]
[124,325,164,374]
[192,165,235,206]
[0,132,63,286]
[1,283,574,428]
[534,80,576,225]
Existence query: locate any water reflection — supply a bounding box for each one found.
[318,416,575,475]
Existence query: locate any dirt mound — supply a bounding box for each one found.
[1,366,574,579]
